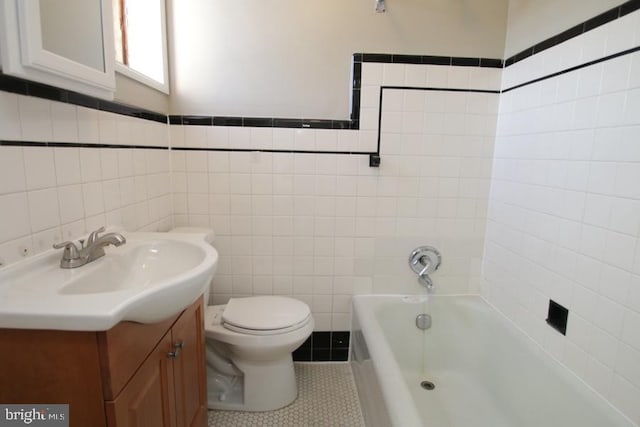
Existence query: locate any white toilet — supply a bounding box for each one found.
[170,227,314,412]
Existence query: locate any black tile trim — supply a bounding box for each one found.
[172,147,374,156]
[505,0,640,67]
[354,53,503,68]
[0,73,167,124]
[0,140,169,150]
[168,116,354,130]
[292,331,350,362]
[182,116,213,126]
[381,86,500,94]
[502,45,640,93]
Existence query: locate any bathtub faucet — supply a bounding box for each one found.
[409,246,441,291]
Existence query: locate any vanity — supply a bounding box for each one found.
[0,297,206,427]
[0,230,218,427]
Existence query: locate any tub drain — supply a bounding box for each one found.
[420,380,435,390]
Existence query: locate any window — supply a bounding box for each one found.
[112,0,169,93]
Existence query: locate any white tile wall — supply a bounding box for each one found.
[0,94,172,267]
[485,9,640,425]
[174,63,502,330]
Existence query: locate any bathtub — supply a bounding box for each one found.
[351,295,635,427]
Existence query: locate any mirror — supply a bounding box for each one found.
[39,0,106,72]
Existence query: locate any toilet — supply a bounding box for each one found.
[170,227,314,412]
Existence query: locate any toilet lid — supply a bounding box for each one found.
[222,296,311,331]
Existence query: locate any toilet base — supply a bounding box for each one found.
[207,354,298,411]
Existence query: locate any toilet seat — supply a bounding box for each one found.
[223,314,312,335]
[221,296,311,336]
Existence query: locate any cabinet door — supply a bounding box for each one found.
[106,332,177,427]
[171,298,207,427]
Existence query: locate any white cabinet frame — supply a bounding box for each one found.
[0,0,116,99]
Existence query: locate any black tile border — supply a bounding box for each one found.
[1,0,638,164]
[356,53,503,68]
[293,331,350,362]
[172,146,375,156]
[0,73,167,124]
[0,140,169,150]
[168,115,353,130]
[502,45,640,93]
[504,0,640,66]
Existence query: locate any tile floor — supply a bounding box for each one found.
[208,363,365,426]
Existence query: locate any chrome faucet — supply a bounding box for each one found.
[53,227,126,268]
[409,246,442,291]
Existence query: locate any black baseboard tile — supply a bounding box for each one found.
[292,331,351,362]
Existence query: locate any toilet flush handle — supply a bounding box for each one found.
[167,341,186,359]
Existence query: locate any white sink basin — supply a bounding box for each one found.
[0,231,218,331]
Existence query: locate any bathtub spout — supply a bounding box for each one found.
[418,274,434,291]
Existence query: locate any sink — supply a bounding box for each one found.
[0,230,218,331]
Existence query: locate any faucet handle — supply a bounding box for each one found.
[52,241,80,260]
[87,226,106,244]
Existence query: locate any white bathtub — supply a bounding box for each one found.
[351,295,635,427]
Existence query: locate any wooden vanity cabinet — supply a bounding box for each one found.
[0,297,207,427]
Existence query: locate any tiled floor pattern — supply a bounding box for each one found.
[208,363,365,426]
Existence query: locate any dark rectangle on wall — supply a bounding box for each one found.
[479,58,503,68]
[182,115,213,125]
[139,111,167,123]
[27,81,67,103]
[212,116,243,126]
[302,119,333,129]
[243,117,274,127]
[620,0,640,16]
[0,74,29,94]
[393,54,423,64]
[451,57,480,67]
[362,53,393,63]
[168,115,183,125]
[583,7,620,31]
[100,100,135,117]
[546,300,569,335]
[421,55,451,65]
[273,118,303,128]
